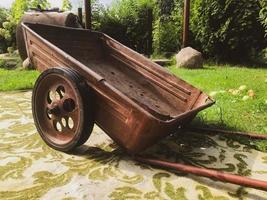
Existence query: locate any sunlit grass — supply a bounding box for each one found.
[0,65,266,151]
[169,64,267,151]
[0,68,39,91]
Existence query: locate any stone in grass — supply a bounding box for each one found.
[176,47,203,69]
[22,58,32,69]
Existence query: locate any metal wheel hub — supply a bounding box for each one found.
[32,68,94,152]
[39,75,80,144]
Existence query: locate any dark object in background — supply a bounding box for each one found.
[182,0,190,48]
[16,11,82,60]
[152,59,171,67]
[84,0,92,29]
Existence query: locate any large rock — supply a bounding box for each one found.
[176,47,203,69]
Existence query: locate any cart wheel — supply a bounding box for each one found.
[32,67,94,152]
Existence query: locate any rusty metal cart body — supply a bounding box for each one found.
[22,23,214,154]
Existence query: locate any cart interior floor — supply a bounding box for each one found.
[79,57,184,120]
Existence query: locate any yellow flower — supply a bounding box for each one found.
[248,89,255,97]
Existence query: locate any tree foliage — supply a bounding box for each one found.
[9,0,50,22]
[0,8,9,53]
[10,0,28,23]
[157,0,175,16]
[62,0,73,11]
[0,0,51,53]
[153,0,183,55]
[96,0,155,54]
[0,0,265,63]
[31,0,51,9]
[0,9,16,52]
[191,0,265,62]
[259,0,267,37]
[94,0,266,61]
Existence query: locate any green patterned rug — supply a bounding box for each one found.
[0,91,267,200]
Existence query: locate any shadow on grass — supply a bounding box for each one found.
[205,59,267,69]
[188,117,267,153]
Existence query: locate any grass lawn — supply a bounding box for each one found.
[0,65,266,151]
[169,64,267,151]
[0,68,39,91]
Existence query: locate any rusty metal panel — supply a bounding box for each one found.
[22,23,214,154]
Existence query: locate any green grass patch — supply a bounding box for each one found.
[0,68,39,91]
[169,65,267,151]
[0,64,266,151]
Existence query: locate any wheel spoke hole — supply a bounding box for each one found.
[67,117,74,129]
[61,118,67,127]
[56,86,65,99]
[63,98,76,112]
[47,91,54,104]
[46,108,52,119]
[55,122,62,132]
[55,91,61,101]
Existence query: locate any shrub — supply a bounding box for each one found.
[11,0,50,22]
[153,0,183,55]
[0,0,51,54]
[191,0,266,62]
[0,8,8,53]
[0,60,7,69]
[0,14,17,52]
[7,46,15,55]
[96,0,155,54]
[259,0,267,37]
[30,0,51,10]
[62,0,72,11]
[10,0,28,23]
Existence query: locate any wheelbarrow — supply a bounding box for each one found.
[21,23,267,192]
[21,22,214,154]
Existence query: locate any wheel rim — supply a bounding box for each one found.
[34,72,83,146]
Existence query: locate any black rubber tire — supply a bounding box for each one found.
[32,67,94,152]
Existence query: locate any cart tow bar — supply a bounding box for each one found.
[134,128,267,192]
[135,156,267,192]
